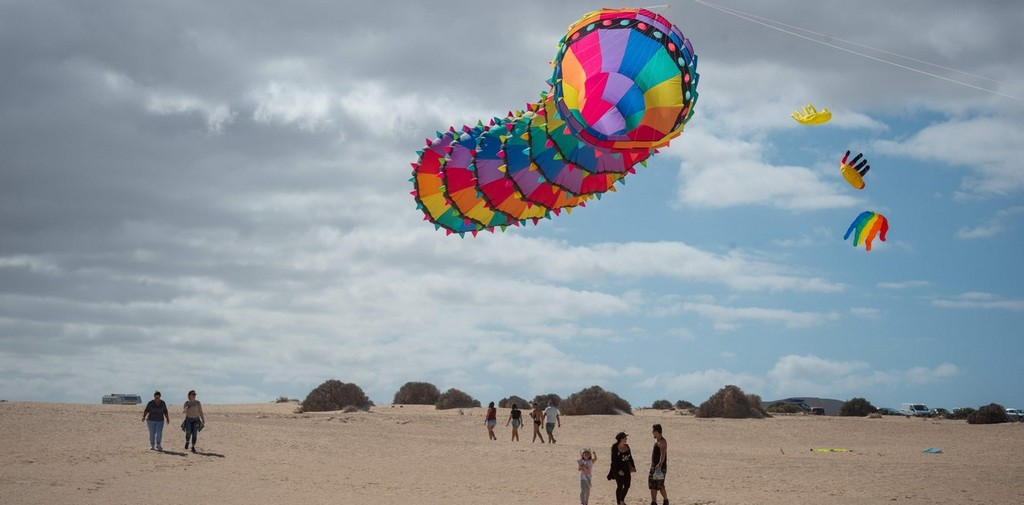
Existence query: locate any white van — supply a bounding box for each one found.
[900,403,931,417]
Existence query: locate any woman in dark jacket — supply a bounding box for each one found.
[142,391,170,450]
[607,431,636,505]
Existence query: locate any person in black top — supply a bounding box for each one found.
[607,431,635,505]
[649,423,669,505]
[505,403,523,441]
[142,391,170,451]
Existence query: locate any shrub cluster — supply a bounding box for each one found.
[839,397,878,417]
[674,400,695,410]
[651,399,674,410]
[967,403,1010,424]
[300,380,373,413]
[949,407,976,420]
[696,385,770,419]
[532,393,562,407]
[766,402,805,414]
[499,395,532,409]
[393,381,441,405]
[435,388,481,410]
[560,386,632,415]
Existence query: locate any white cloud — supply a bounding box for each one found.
[250,82,336,131]
[849,307,881,319]
[767,354,959,397]
[672,129,861,210]
[676,302,839,329]
[877,280,930,290]
[955,206,1023,240]
[933,292,1024,311]
[874,118,1024,197]
[637,368,766,398]
[0,255,60,274]
[494,238,845,293]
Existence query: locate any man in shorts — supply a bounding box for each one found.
[542,401,561,444]
[649,423,669,505]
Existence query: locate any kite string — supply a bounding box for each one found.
[692,0,1024,103]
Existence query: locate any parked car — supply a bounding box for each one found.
[1006,408,1023,421]
[900,403,931,417]
[810,407,825,415]
[931,407,950,417]
[878,407,900,415]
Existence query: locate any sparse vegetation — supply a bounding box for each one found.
[499,395,531,409]
[435,388,480,410]
[840,397,878,417]
[532,393,562,408]
[560,386,632,415]
[651,399,673,410]
[275,396,293,403]
[696,385,771,419]
[949,407,976,420]
[393,381,441,405]
[967,403,1010,424]
[674,400,695,410]
[300,380,373,413]
[766,402,806,414]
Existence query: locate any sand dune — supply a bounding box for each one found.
[1,401,1022,504]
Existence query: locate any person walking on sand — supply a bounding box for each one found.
[578,447,597,505]
[530,402,546,443]
[543,401,561,443]
[607,432,636,505]
[142,391,170,451]
[181,390,206,453]
[505,403,523,441]
[485,401,498,441]
[649,423,669,505]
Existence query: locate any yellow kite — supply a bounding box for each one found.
[791,104,832,125]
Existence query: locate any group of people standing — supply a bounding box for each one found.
[484,401,561,443]
[484,402,670,505]
[600,424,669,505]
[141,390,206,453]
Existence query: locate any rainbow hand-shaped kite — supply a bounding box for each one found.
[844,211,888,251]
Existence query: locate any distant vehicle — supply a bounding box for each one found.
[930,408,950,417]
[810,407,825,415]
[878,407,900,415]
[900,403,931,417]
[102,393,142,405]
[1006,408,1023,421]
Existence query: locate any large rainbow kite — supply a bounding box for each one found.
[410,8,700,236]
[844,211,889,251]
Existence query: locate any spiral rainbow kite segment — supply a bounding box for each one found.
[844,211,889,251]
[410,8,699,236]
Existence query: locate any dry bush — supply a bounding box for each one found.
[435,388,480,410]
[696,385,771,419]
[674,400,695,410]
[392,381,441,405]
[967,403,1010,424]
[950,407,975,420]
[560,386,632,416]
[532,393,562,407]
[300,380,373,413]
[499,395,531,409]
[840,397,878,417]
[651,399,674,410]
[767,402,805,414]
[275,396,292,403]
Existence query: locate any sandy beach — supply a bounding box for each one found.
[1,401,1022,504]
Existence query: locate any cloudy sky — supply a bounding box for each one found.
[2,0,1022,410]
